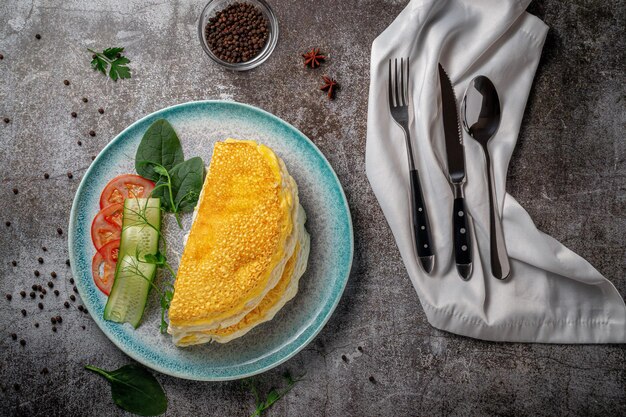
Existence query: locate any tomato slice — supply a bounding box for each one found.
[91,203,123,251]
[99,174,155,209]
[92,239,120,295]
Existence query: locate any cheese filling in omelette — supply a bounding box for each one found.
[168,139,310,346]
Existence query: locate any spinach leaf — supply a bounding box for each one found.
[85,364,167,416]
[135,119,184,181]
[153,156,205,213]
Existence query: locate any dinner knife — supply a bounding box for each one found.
[438,64,473,280]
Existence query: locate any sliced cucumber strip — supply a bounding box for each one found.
[104,198,161,328]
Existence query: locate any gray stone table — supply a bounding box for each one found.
[1,0,624,416]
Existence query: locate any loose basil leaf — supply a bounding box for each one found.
[85,364,167,416]
[135,119,184,181]
[153,156,205,213]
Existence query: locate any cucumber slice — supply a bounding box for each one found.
[104,198,161,328]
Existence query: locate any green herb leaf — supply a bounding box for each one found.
[85,364,167,416]
[154,157,205,212]
[243,371,303,417]
[88,47,132,81]
[135,119,184,181]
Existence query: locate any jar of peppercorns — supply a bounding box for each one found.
[198,0,279,71]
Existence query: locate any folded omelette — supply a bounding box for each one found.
[168,139,310,346]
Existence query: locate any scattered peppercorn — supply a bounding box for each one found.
[42,246,47,252]
[5,221,10,227]
[91,155,96,161]
[54,290,59,296]
[81,325,85,330]
[51,317,56,324]
[19,339,25,346]
[30,292,35,298]
[38,302,43,309]
[70,278,74,284]
[77,140,82,146]
[37,285,42,292]
[69,295,76,302]
[34,270,40,277]
[12,188,18,194]
[63,80,70,85]
[64,301,70,308]
[204,2,270,64]
[14,383,20,390]
[83,308,88,314]
[89,130,95,137]
[73,286,78,293]
[56,316,62,323]
[31,284,37,291]
[66,259,70,266]
[5,294,11,301]
[39,294,44,299]
[44,173,50,179]
[82,97,88,103]
[35,34,41,39]
[4,117,10,124]
[98,108,104,114]
[0,53,3,60]
[21,309,26,316]
[52,326,57,332]
[71,112,77,118]
[78,305,84,312]
[20,291,26,298]
[57,228,63,235]
[38,257,44,264]
[369,376,376,383]
[41,368,49,375]
[12,260,17,266]
[34,323,39,328]
[67,172,73,179]
[41,288,46,295]
[341,354,348,362]
[10,333,17,340]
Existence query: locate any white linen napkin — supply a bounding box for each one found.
[365,0,626,343]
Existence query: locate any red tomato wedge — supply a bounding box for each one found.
[91,203,124,251]
[99,174,155,209]
[92,239,120,295]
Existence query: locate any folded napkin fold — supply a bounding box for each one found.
[366,0,626,343]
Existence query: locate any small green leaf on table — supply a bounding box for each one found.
[85,364,167,416]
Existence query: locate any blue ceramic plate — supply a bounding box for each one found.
[68,101,353,381]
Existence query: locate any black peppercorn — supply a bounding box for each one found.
[56,316,62,323]
[5,221,10,227]
[78,305,84,312]
[57,228,63,235]
[70,295,76,302]
[77,140,82,146]
[63,80,70,86]
[73,286,78,293]
[67,172,73,179]
[89,130,96,137]
[35,34,41,39]
[12,260,17,266]
[34,323,39,328]
[51,317,56,324]
[19,339,25,346]
[82,97,88,103]
[51,271,57,278]
[41,368,49,374]
[71,112,77,118]
[38,302,43,309]
[14,383,20,390]
[34,270,40,277]
[11,333,17,340]
[20,291,26,298]
[0,53,3,60]
[52,326,57,332]
[98,108,104,114]
[69,278,74,284]
[38,257,44,264]
[12,188,18,194]
[4,118,10,124]
[369,376,376,383]
[39,294,43,299]
[30,292,35,299]
[32,284,37,291]
[66,259,70,266]
[37,285,43,292]
[91,155,96,161]
[44,173,50,179]
[81,325,85,330]
[54,290,59,296]
[341,354,348,362]
[42,246,47,251]
[21,309,26,316]
[5,294,11,301]
[64,301,70,308]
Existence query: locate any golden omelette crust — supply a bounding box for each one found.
[169,141,292,327]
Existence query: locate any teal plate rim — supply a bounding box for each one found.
[68,100,354,381]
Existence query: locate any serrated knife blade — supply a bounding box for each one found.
[438,63,473,280]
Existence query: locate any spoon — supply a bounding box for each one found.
[462,76,510,280]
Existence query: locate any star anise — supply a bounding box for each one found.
[302,48,325,68]
[320,76,338,99]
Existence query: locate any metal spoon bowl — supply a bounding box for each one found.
[462,76,510,280]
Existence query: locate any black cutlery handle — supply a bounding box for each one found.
[453,196,472,268]
[409,169,434,258]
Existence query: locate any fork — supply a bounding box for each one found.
[388,57,435,274]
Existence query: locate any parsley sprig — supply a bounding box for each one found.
[243,371,304,417]
[88,47,132,81]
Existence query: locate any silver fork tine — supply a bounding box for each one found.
[388,59,394,107]
[394,58,400,109]
[406,57,410,101]
[400,57,405,106]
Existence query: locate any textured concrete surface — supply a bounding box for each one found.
[0,0,624,416]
